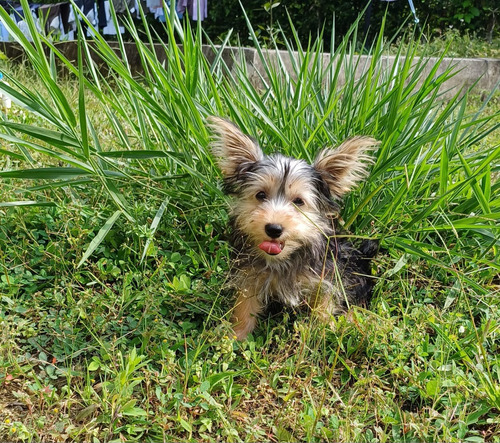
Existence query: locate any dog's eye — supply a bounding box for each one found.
[292,197,305,206]
[256,191,267,201]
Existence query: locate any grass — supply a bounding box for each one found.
[387,28,500,58]
[0,1,499,441]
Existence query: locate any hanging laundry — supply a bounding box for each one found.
[99,0,126,34]
[176,0,207,21]
[39,2,71,35]
[112,0,135,15]
[154,1,182,22]
[0,0,207,41]
[73,0,99,37]
[145,0,161,19]
[9,3,41,41]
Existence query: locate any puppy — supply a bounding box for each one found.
[208,117,379,340]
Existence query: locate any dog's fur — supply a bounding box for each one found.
[208,117,379,340]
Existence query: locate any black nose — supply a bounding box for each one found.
[265,223,283,238]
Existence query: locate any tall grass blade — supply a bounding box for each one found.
[78,210,123,267]
[141,197,170,264]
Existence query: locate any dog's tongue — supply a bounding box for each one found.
[259,240,283,255]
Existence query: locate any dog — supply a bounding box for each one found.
[208,117,379,340]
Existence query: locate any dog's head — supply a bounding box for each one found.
[208,117,378,260]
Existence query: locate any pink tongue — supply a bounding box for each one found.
[259,241,282,255]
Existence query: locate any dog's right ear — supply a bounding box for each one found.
[314,136,378,199]
[207,116,264,177]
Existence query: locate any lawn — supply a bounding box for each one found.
[0,2,499,442]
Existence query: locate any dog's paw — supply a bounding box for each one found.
[232,317,257,341]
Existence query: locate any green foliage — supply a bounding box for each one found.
[203,0,499,49]
[0,1,499,441]
[388,28,500,58]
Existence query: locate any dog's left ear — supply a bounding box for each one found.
[207,116,264,178]
[314,136,379,198]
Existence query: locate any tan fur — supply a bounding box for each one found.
[232,288,264,340]
[232,265,342,338]
[207,116,263,177]
[314,137,379,198]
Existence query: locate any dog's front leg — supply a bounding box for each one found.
[232,289,263,340]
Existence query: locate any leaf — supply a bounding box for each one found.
[99,150,171,159]
[28,178,94,191]
[426,379,439,397]
[141,197,170,263]
[87,360,100,371]
[78,38,89,159]
[0,201,56,207]
[0,121,81,150]
[0,148,24,160]
[0,132,92,170]
[0,168,92,180]
[74,404,99,422]
[385,254,407,277]
[206,371,240,390]
[1,296,14,306]
[99,178,134,221]
[466,404,491,426]
[77,210,122,267]
[276,426,294,441]
[122,407,148,417]
[457,149,491,215]
[179,418,192,433]
[199,380,210,393]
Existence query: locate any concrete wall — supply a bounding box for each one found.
[233,47,500,99]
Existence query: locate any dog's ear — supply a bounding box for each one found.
[207,116,264,177]
[314,136,378,198]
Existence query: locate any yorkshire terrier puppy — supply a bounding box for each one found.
[208,117,379,340]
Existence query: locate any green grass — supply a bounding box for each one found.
[0,1,499,441]
[387,28,500,58]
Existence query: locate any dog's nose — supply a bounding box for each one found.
[265,223,283,238]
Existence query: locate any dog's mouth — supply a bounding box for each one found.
[258,239,285,255]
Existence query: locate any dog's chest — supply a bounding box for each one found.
[256,269,323,307]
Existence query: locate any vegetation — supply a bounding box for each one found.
[386,28,500,58]
[387,28,500,58]
[0,1,499,441]
[203,0,499,50]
